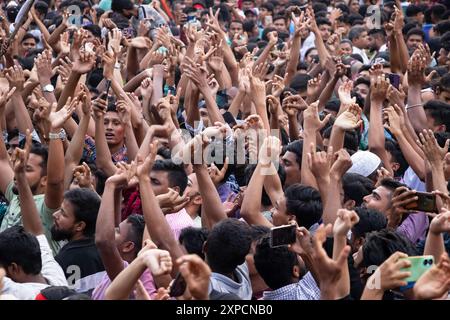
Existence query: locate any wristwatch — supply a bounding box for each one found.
[42,84,55,93]
[48,129,67,141]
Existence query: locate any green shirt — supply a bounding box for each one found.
[0,182,63,255]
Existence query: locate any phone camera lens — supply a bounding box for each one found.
[423,260,428,266]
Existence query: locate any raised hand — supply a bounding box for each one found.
[289,226,314,256]
[208,157,229,187]
[35,49,54,84]
[116,99,132,125]
[182,56,209,90]
[337,80,355,107]
[371,75,390,104]
[386,186,418,228]
[281,94,307,116]
[366,252,411,293]
[108,28,123,56]
[0,87,16,110]
[108,161,137,189]
[140,249,173,276]
[11,129,32,174]
[49,97,78,130]
[102,50,116,80]
[177,254,212,300]
[303,101,331,132]
[417,129,449,164]
[333,209,360,237]
[72,162,94,189]
[307,143,333,181]
[5,65,25,92]
[334,103,362,131]
[92,96,107,122]
[330,148,352,179]
[156,188,190,214]
[136,141,158,178]
[413,252,450,300]
[428,210,450,236]
[73,50,96,75]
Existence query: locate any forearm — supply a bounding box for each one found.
[254,42,275,67]
[150,70,164,107]
[124,124,139,163]
[200,86,225,125]
[123,69,151,92]
[332,233,350,299]
[301,130,318,189]
[424,230,445,262]
[45,131,65,209]
[193,164,227,229]
[285,36,301,85]
[322,176,342,224]
[57,71,81,111]
[228,90,245,118]
[240,163,273,228]
[94,120,116,177]
[388,34,401,74]
[185,82,200,127]
[139,177,184,276]
[430,162,448,194]
[407,86,427,133]
[47,22,67,47]
[394,130,425,180]
[369,102,392,174]
[16,173,44,235]
[96,183,117,243]
[312,29,331,67]
[361,285,384,300]
[287,115,300,141]
[104,255,147,300]
[329,126,345,155]
[126,47,140,80]
[263,163,285,207]
[394,31,409,74]
[318,76,338,112]
[10,94,33,134]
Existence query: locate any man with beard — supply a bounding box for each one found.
[52,189,105,295]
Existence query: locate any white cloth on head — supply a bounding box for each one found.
[347,151,381,177]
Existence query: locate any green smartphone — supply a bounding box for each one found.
[399,255,434,290]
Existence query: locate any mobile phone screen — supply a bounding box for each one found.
[388,73,400,89]
[270,224,296,248]
[405,192,437,213]
[399,255,434,290]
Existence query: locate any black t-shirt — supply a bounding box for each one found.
[55,238,105,294]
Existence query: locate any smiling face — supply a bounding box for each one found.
[104,111,125,147]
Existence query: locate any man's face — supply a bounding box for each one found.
[229,22,243,38]
[245,13,257,22]
[406,34,423,50]
[425,110,446,132]
[368,35,379,51]
[415,12,425,24]
[104,111,125,147]
[281,151,301,187]
[241,1,254,10]
[150,170,170,196]
[20,37,36,56]
[271,196,290,226]
[355,31,369,49]
[51,199,78,241]
[363,186,392,213]
[355,83,369,100]
[12,153,44,195]
[339,42,353,56]
[114,220,134,257]
[273,18,287,32]
[318,24,332,41]
[437,89,450,104]
[350,0,360,13]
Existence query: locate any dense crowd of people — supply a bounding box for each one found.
[0,0,450,300]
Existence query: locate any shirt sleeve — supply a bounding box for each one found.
[37,234,68,286]
[4,181,14,203]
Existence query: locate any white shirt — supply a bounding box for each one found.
[352,46,370,65]
[1,235,68,300]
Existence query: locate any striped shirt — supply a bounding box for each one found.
[165,208,194,241]
[261,272,321,300]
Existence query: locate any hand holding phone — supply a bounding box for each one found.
[399,255,434,290]
[169,272,187,297]
[387,73,400,89]
[270,224,297,248]
[404,191,437,213]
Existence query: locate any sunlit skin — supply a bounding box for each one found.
[281,151,302,187]
[406,34,423,50]
[362,186,392,213]
[104,111,125,154]
[19,37,36,57]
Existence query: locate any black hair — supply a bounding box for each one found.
[126,214,145,256]
[379,178,407,192]
[348,13,364,26]
[342,173,375,206]
[316,17,332,27]
[434,20,450,36]
[312,2,328,14]
[22,33,39,44]
[243,19,256,33]
[285,184,323,229]
[35,1,49,15]
[179,227,209,260]
[284,139,303,167]
[406,27,425,40]
[424,99,450,131]
[64,189,101,237]
[83,24,101,38]
[249,225,270,241]
[385,139,408,177]
[206,219,252,274]
[244,164,286,207]
[30,144,48,177]
[405,4,422,17]
[402,22,420,36]
[111,0,134,12]
[254,235,298,290]
[0,226,42,275]
[435,132,450,151]
[157,147,172,160]
[354,77,370,88]
[152,160,188,195]
[361,229,418,267]
[352,207,387,239]
[289,74,311,92]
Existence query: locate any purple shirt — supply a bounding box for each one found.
[397,212,429,244]
[165,209,194,241]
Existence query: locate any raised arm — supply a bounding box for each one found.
[423,211,450,263]
[136,142,185,277]
[13,131,44,236]
[45,98,78,210]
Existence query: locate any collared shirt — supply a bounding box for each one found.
[209,262,253,300]
[261,272,320,300]
[352,46,370,65]
[0,181,63,255]
[165,208,194,241]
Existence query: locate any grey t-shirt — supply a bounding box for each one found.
[209,262,252,300]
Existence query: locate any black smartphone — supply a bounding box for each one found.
[405,192,437,213]
[222,111,237,128]
[388,73,400,89]
[270,224,297,248]
[169,272,187,297]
